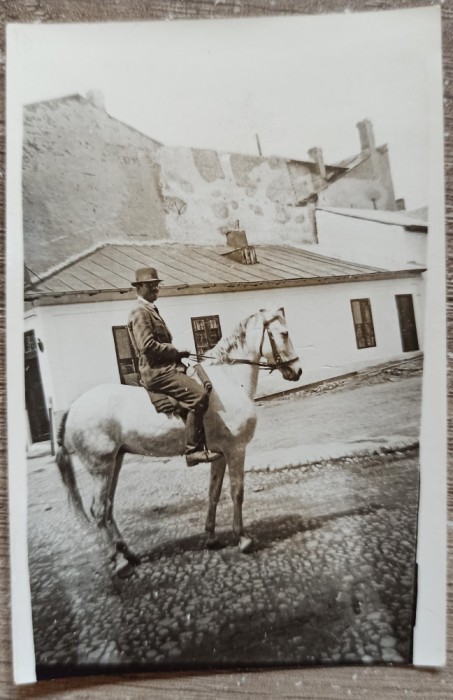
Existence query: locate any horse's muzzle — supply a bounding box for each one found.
[282,363,302,381]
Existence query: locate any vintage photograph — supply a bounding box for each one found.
[7,7,445,681]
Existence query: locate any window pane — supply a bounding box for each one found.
[114,327,133,359]
[363,323,376,347]
[361,301,373,323]
[356,325,366,349]
[351,300,362,324]
[119,358,136,375]
[192,315,222,357]
[24,332,37,354]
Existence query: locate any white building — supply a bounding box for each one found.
[24,240,424,444]
[312,207,428,270]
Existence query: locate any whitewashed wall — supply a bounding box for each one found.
[312,209,427,270]
[28,275,424,418]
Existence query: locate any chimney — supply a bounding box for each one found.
[225,228,249,249]
[85,89,106,111]
[356,119,376,152]
[223,228,258,264]
[308,147,327,180]
[395,198,406,211]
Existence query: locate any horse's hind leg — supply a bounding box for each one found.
[89,462,118,563]
[88,453,135,574]
[205,455,227,549]
[227,447,253,553]
[106,450,141,572]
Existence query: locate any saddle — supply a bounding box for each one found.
[123,364,213,418]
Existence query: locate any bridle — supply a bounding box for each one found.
[190,314,300,373]
[256,315,300,372]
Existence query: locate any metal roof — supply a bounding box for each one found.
[24,243,423,306]
[26,244,383,294]
[318,207,428,231]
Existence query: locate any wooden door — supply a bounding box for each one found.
[395,295,419,352]
[24,331,50,442]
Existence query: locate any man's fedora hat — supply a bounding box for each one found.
[131,267,163,287]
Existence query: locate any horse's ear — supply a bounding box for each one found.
[278,307,286,318]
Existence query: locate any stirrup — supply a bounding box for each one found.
[186,450,222,467]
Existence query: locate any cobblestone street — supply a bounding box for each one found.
[27,365,421,676]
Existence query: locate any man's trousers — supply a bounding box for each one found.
[148,369,209,455]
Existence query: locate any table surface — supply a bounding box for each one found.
[1,1,451,698]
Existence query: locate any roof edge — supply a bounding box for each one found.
[25,237,175,287]
[317,207,428,230]
[25,268,425,306]
[26,241,111,287]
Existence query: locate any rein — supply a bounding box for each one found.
[189,316,299,373]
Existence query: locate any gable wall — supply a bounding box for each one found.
[23,98,167,277]
[318,149,396,210]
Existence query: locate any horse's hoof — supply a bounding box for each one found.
[116,541,141,566]
[126,551,141,566]
[114,559,137,579]
[238,536,253,553]
[206,535,223,550]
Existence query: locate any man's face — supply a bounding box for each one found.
[138,282,160,303]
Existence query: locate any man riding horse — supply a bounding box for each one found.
[128,266,222,467]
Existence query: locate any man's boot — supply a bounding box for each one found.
[185,404,222,467]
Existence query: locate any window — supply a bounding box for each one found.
[112,326,138,384]
[350,299,376,349]
[24,330,37,356]
[191,315,222,360]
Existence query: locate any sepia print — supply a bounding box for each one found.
[7,7,446,682]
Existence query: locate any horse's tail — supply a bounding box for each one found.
[55,410,88,521]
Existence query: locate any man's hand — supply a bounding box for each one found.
[178,350,191,359]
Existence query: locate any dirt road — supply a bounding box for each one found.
[27,369,421,676]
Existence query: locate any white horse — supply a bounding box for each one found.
[56,308,302,575]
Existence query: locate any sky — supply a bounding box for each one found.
[9,6,442,210]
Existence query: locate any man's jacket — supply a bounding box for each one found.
[128,300,184,388]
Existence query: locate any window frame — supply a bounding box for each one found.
[191,315,222,360]
[112,325,138,384]
[350,298,376,350]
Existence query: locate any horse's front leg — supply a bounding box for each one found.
[205,455,227,549]
[227,447,253,553]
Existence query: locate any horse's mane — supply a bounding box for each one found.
[206,311,262,365]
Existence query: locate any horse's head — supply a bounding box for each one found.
[259,308,302,381]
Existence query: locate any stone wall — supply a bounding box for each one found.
[158,146,317,245]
